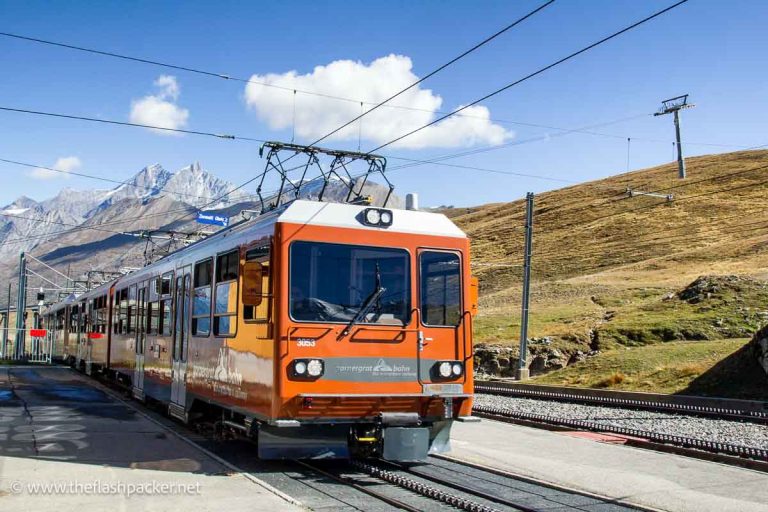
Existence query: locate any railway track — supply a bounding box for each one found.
[475,381,768,424]
[297,455,645,512]
[474,381,768,467]
[298,459,506,512]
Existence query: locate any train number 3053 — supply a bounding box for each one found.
[296,338,316,347]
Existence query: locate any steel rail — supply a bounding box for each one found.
[472,405,768,463]
[376,458,540,512]
[349,459,503,512]
[294,460,424,512]
[475,382,768,424]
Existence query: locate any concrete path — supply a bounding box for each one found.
[0,366,301,511]
[449,418,768,512]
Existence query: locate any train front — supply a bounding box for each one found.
[262,200,477,461]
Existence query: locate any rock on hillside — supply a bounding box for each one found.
[677,275,768,304]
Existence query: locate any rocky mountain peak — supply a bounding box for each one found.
[4,195,39,211]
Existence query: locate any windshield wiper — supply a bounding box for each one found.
[339,263,386,339]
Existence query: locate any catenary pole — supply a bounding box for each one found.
[516,193,534,380]
[1,282,9,357]
[14,252,27,358]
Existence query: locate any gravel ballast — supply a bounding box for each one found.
[474,393,768,450]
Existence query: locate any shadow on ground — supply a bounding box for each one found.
[681,343,767,400]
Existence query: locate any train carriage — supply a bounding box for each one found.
[43,199,477,461]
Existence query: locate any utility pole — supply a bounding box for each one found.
[14,252,27,359]
[516,192,534,381]
[1,283,10,358]
[654,94,694,179]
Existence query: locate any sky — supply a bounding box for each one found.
[0,0,766,209]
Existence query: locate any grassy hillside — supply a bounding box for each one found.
[450,150,768,392]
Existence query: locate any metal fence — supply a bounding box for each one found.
[0,328,54,363]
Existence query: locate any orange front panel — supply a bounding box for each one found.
[273,221,474,421]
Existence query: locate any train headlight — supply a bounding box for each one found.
[433,360,463,380]
[438,361,452,378]
[307,359,324,377]
[360,208,393,228]
[292,359,324,379]
[365,209,381,225]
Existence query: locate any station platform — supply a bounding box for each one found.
[0,366,300,511]
[449,418,768,512]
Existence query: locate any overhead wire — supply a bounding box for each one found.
[0,106,262,141]
[365,0,690,154]
[0,4,556,131]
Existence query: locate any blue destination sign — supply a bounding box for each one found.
[196,212,229,227]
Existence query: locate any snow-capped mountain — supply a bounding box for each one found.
[0,196,84,260]
[41,187,110,221]
[163,162,250,208]
[0,162,247,261]
[89,163,173,214]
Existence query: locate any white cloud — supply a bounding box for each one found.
[130,75,189,134]
[29,156,81,180]
[244,54,512,150]
[154,75,180,100]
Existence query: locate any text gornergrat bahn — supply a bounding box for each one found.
[42,200,479,461]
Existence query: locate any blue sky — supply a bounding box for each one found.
[0,0,766,208]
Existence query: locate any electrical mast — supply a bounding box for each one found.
[654,94,694,179]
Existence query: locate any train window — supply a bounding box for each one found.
[112,293,119,334]
[119,289,128,335]
[128,285,137,335]
[214,250,238,336]
[420,252,462,327]
[161,272,173,296]
[192,259,212,336]
[194,260,212,288]
[100,296,107,333]
[69,305,78,333]
[289,241,410,325]
[157,299,171,336]
[147,301,159,335]
[243,244,271,323]
[216,250,239,282]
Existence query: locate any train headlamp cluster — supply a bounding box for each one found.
[292,358,325,379]
[360,208,393,228]
[434,360,463,380]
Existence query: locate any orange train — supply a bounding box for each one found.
[42,199,478,461]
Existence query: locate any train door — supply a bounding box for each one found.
[133,282,147,400]
[416,249,466,391]
[82,301,94,374]
[170,267,191,414]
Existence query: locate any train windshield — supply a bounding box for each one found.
[290,241,410,325]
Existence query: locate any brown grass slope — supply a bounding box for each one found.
[446,150,768,352]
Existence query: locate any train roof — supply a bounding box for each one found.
[44,292,78,313]
[278,200,467,239]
